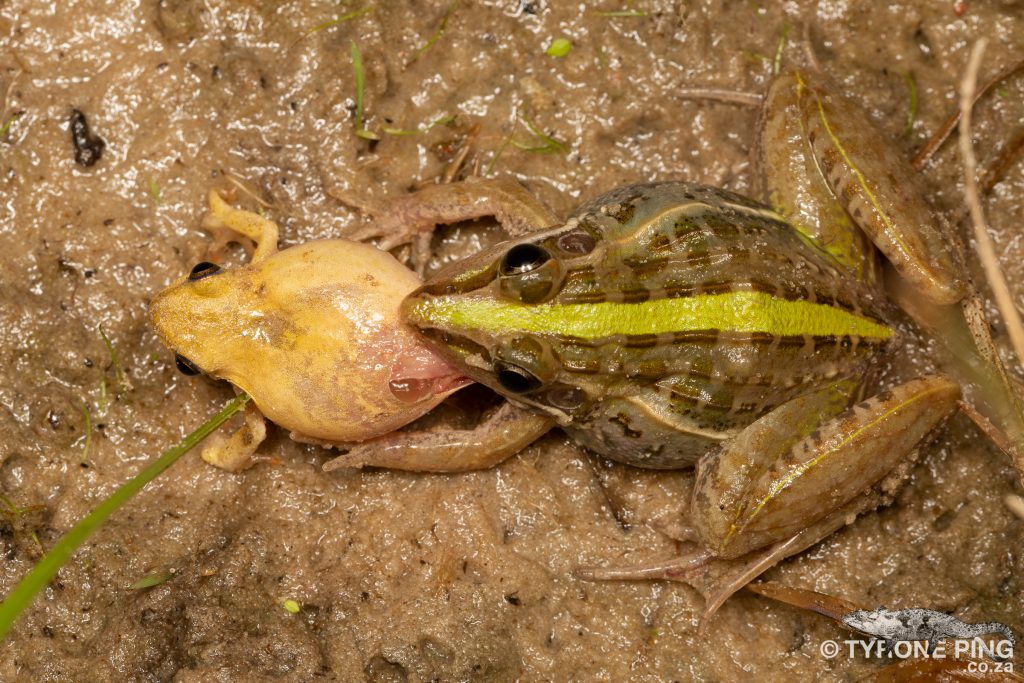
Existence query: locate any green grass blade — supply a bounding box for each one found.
[773,23,789,76]
[350,40,379,140]
[407,0,458,66]
[128,570,175,590]
[0,393,250,643]
[0,114,18,139]
[306,6,374,36]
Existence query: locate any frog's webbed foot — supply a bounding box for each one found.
[331,178,560,275]
[577,493,885,633]
[322,401,554,473]
[201,401,268,472]
[577,536,806,633]
[201,188,280,263]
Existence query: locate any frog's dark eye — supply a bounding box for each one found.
[499,244,551,276]
[188,261,221,281]
[498,244,563,304]
[494,362,542,394]
[175,354,202,376]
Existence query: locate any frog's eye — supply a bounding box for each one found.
[175,353,202,376]
[188,261,222,281]
[498,244,563,304]
[494,362,542,394]
[499,244,551,275]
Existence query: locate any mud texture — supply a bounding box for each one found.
[1,1,1023,681]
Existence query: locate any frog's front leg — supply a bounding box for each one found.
[579,375,960,626]
[322,402,554,473]
[334,177,560,273]
[200,398,268,472]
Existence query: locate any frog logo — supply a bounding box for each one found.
[841,607,1015,662]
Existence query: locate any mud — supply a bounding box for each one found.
[0,1,1022,681]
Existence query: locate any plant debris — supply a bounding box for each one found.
[70,109,105,167]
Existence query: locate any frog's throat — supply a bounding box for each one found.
[407,291,894,341]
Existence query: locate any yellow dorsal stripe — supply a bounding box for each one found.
[409,291,894,341]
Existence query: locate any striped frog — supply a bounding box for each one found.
[326,70,1022,622]
[152,70,1021,624]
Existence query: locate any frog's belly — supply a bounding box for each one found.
[565,403,728,469]
[564,368,868,470]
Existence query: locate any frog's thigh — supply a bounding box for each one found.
[201,402,268,472]
[760,73,879,283]
[568,389,727,470]
[788,71,965,304]
[695,374,960,559]
[322,402,555,473]
[202,189,280,263]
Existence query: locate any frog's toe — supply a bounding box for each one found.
[577,534,813,632]
[345,221,391,244]
[575,549,714,583]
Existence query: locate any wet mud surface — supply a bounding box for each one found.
[1,1,1023,680]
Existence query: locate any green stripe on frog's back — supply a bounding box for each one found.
[407,292,893,342]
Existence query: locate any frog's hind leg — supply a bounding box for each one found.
[768,71,1024,475]
[765,70,967,303]
[579,375,960,630]
[759,71,881,285]
[578,512,853,634]
[322,402,555,473]
[202,189,280,263]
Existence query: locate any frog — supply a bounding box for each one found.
[149,188,477,471]
[317,69,1024,624]
[150,69,1023,626]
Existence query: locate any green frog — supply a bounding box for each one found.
[151,70,1022,626]
[325,69,1022,623]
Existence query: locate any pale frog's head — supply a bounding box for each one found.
[151,240,466,443]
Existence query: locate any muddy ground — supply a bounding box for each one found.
[1,1,1023,681]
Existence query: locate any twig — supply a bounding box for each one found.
[958,40,1024,366]
[914,56,1024,169]
[979,126,1024,195]
[674,89,762,107]
[442,123,479,184]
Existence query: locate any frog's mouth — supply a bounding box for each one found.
[388,346,473,404]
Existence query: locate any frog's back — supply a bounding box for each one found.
[544,182,894,440]
[406,181,896,468]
